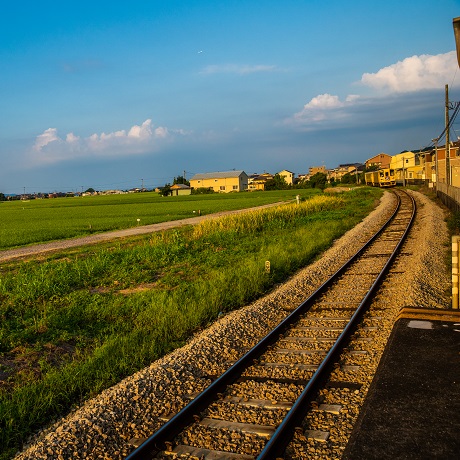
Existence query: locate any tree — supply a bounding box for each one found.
[341,173,357,184]
[173,175,190,186]
[309,172,328,190]
[159,183,171,197]
[264,174,288,190]
[0,193,5,201]
[85,188,95,193]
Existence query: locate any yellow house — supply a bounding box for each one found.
[248,173,273,191]
[190,170,249,193]
[277,169,295,185]
[169,184,192,196]
[390,151,425,184]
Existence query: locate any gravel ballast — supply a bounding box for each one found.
[14,190,451,459]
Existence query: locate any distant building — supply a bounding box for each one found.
[365,153,392,169]
[277,169,295,185]
[308,165,327,178]
[248,172,273,191]
[297,173,308,181]
[189,170,249,193]
[169,183,192,196]
[390,151,425,185]
[328,163,363,182]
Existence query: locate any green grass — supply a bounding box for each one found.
[0,189,320,250]
[0,187,383,459]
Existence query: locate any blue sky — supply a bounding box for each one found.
[1,0,459,194]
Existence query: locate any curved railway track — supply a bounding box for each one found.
[125,189,416,460]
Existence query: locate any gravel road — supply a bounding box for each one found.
[13,190,451,459]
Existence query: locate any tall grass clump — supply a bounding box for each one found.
[193,194,344,238]
[0,187,382,459]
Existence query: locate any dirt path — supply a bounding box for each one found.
[0,202,286,262]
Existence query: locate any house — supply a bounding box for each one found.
[248,173,273,191]
[390,151,426,185]
[189,170,249,193]
[365,153,392,169]
[277,170,295,185]
[297,173,309,182]
[169,184,192,196]
[422,142,460,186]
[328,164,362,182]
[308,166,327,177]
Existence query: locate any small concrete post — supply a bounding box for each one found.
[296,195,300,204]
[452,235,459,309]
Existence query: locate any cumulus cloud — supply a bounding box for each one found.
[286,51,458,129]
[287,93,362,125]
[65,132,80,143]
[34,128,60,151]
[85,119,158,151]
[361,51,457,92]
[200,64,277,75]
[32,119,183,164]
[361,51,458,93]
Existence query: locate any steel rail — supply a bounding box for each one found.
[257,189,416,459]
[126,190,412,460]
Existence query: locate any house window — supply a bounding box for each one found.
[233,185,238,190]
[220,186,226,191]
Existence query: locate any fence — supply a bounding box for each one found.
[436,182,460,212]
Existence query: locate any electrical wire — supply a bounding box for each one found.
[426,101,460,149]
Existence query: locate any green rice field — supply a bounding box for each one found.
[0,189,320,250]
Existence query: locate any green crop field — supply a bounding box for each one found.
[0,189,320,250]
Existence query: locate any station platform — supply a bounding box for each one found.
[343,307,460,459]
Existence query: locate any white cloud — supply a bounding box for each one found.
[34,128,60,151]
[127,119,153,139]
[302,94,344,110]
[32,119,184,165]
[153,126,169,138]
[286,51,458,130]
[361,51,457,93]
[289,93,359,125]
[65,132,80,143]
[200,64,277,75]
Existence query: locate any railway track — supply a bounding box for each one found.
[123,189,415,460]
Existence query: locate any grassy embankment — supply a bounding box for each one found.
[0,187,382,459]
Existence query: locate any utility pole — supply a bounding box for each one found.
[446,84,450,185]
[432,137,439,188]
[402,157,406,187]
